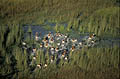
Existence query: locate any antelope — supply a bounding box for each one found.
[33,57,36,60]
[44,63,48,67]
[35,32,39,41]
[50,47,55,55]
[62,50,67,58]
[71,45,75,51]
[55,47,59,53]
[37,64,42,69]
[49,37,54,44]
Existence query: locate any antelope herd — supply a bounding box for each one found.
[22,32,98,69]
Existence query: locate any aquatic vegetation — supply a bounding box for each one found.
[0,0,119,79]
[1,23,119,79]
[79,7,120,37]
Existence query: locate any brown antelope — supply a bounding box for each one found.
[71,45,75,51]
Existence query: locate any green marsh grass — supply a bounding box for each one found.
[78,7,120,37]
[0,0,119,79]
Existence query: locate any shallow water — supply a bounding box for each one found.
[24,25,54,37]
[23,25,120,48]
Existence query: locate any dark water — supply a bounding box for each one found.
[23,24,120,48]
[44,20,68,27]
[24,25,54,37]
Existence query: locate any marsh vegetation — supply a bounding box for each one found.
[0,0,120,79]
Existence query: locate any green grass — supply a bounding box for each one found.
[0,0,120,79]
[78,7,120,37]
[8,46,119,79]
[0,0,118,24]
[53,7,120,37]
[0,25,119,78]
